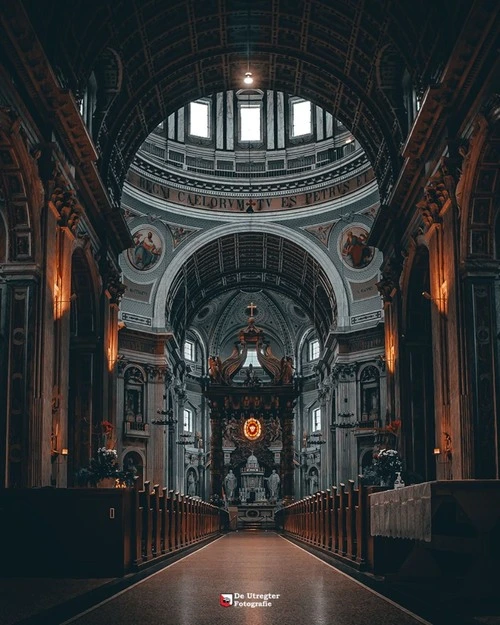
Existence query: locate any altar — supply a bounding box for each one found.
[237,504,275,530]
[239,453,267,503]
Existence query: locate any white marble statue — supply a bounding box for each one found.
[224,469,237,501]
[265,469,280,500]
[187,472,196,496]
[308,470,318,495]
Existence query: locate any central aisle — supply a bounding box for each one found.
[64,533,430,625]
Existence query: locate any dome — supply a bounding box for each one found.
[245,453,260,471]
[125,89,374,216]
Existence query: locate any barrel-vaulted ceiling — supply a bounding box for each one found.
[166,233,336,342]
[22,0,469,205]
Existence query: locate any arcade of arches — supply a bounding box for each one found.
[0,1,499,623]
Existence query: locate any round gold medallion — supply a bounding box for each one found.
[244,417,262,441]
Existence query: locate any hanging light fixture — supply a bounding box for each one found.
[243,8,253,86]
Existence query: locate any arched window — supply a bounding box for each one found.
[124,367,145,424]
[183,407,193,432]
[359,365,380,424]
[312,406,322,432]
[308,339,320,361]
[184,339,195,361]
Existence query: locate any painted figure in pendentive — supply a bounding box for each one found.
[341,229,373,268]
[132,230,161,270]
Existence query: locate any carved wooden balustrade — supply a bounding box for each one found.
[133,480,228,568]
[275,480,387,570]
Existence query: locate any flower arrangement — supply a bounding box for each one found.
[76,447,137,487]
[95,420,115,449]
[385,419,401,434]
[362,448,403,487]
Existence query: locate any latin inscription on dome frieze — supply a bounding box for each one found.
[126,170,374,212]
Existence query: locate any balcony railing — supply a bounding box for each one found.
[124,421,150,438]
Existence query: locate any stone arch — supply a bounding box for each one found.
[297,327,316,374]
[458,100,500,263]
[360,448,375,474]
[93,48,124,146]
[358,364,381,424]
[153,223,348,334]
[186,466,199,497]
[457,99,500,478]
[375,43,407,139]
[305,465,320,495]
[0,107,42,265]
[122,449,145,488]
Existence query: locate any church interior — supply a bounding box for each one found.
[0,1,499,624]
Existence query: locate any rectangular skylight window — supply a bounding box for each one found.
[189,101,210,138]
[240,105,261,141]
[243,348,260,367]
[292,100,312,137]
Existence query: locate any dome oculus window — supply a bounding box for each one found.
[292,99,312,137]
[189,100,210,138]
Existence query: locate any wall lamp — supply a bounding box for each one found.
[422,291,446,303]
[51,447,69,457]
[434,433,452,461]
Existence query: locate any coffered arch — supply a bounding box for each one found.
[153,222,350,335]
[167,232,336,343]
[19,0,467,205]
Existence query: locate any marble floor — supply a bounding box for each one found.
[54,532,436,625]
[5,532,494,625]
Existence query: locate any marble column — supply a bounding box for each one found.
[281,403,295,504]
[210,403,223,498]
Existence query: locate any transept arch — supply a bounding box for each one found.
[153,222,348,333]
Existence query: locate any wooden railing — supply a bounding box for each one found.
[275,480,387,570]
[132,480,228,568]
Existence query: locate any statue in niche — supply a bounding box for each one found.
[265,469,280,500]
[187,471,197,496]
[279,356,294,384]
[224,469,237,501]
[307,469,319,495]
